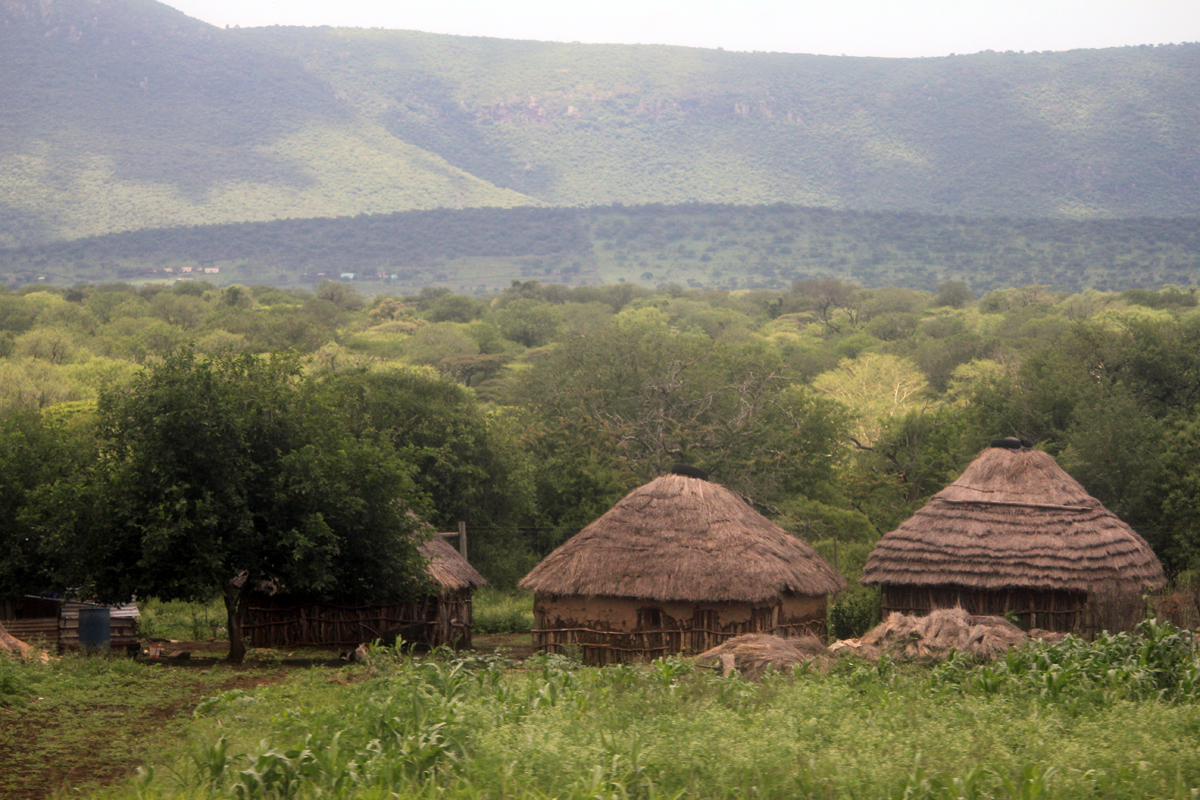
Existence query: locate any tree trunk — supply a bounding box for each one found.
[223,583,249,664]
[0,619,34,658]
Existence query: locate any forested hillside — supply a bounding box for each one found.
[5,277,1200,607]
[4,203,1198,296]
[3,0,1199,247]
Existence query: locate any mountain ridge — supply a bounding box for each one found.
[3,0,1198,247]
[0,0,534,246]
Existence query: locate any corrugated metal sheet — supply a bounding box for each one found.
[5,597,141,651]
[109,603,141,620]
[3,617,60,647]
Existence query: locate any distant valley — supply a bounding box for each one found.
[3,204,1197,296]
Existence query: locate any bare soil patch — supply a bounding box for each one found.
[2,633,538,799]
[0,658,288,800]
[472,632,537,660]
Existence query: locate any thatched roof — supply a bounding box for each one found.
[861,443,1165,594]
[519,473,846,602]
[419,536,485,592]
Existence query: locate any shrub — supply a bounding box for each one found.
[473,588,535,634]
[828,586,880,639]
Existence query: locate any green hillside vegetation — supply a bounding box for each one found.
[3,203,1199,296]
[0,0,531,246]
[6,277,1200,605]
[238,27,1200,219]
[3,0,1199,246]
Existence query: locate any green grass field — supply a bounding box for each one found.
[137,597,230,643]
[471,587,535,635]
[2,620,1199,799]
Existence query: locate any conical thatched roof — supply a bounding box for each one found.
[519,473,846,602]
[420,537,485,592]
[861,443,1165,594]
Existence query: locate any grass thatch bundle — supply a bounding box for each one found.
[862,445,1164,595]
[696,633,831,680]
[520,473,845,602]
[840,607,1063,661]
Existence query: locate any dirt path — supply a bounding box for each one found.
[0,657,289,800]
[1,635,537,799]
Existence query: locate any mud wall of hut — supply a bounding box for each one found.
[533,594,827,665]
[243,590,474,650]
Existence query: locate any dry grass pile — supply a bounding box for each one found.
[696,633,831,680]
[831,607,1063,661]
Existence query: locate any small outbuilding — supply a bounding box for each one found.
[1,596,140,653]
[519,468,847,665]
[861,438,1166,634]
[243,536,485,650]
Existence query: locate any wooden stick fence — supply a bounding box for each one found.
[532,610,826,666]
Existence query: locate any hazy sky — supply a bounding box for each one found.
[161,0,1200,58]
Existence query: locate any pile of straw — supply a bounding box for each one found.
[696,633,831,680]
[832,607,1062,660]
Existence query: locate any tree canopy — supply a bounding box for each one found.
[5,276,1200,646]
[44,349,430,662]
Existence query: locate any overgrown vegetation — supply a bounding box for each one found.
[5,624,1197,799]
[931,619,1200,705]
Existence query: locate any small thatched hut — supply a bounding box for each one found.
[861,439,1165,634]
[519,469,847,665]
[243,537,485,650]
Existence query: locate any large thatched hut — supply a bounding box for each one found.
[861,439,1165,634]
[243,537,485,649]
[519,469,847,665]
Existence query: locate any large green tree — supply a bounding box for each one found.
[322,366,535,586]
[511,306,847,514]
[0,406,95,599]
[44,350,429,662]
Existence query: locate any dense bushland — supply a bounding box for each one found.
[6,203,1200,296]
[5,277,1200,633]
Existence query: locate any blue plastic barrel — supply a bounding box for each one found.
[78,607,111,652]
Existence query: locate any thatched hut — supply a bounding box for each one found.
[519,469,847,665]
[243,537,485,650]
[861,439,1165,634]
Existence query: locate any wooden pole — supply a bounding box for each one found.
[458,521,467,560]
